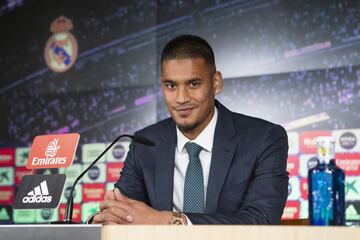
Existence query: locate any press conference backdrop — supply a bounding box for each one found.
[0,0,359,225]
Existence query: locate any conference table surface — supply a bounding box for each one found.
[102,225,360,240]
[0,224,359,240]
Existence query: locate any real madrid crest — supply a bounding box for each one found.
[44,16,78,73]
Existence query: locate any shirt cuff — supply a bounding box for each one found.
[184,214,193,225]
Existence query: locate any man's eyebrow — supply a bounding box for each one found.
[161,78,202,83]
[161,79,174,83]
[186,78,202,82]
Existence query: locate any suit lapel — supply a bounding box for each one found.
[206,101,237,212]
[155,121,176,211]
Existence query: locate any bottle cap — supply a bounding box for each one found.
[316,136,335,163]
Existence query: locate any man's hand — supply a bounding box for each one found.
[93,188,173,225]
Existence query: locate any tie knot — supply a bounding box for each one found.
[185,142,202,157]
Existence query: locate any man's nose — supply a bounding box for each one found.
[176,86,190,104]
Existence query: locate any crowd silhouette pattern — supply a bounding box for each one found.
[0,0,359,224]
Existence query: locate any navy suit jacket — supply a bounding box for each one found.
[115,101,289,224]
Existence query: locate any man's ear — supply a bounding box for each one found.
[213,71,223,95]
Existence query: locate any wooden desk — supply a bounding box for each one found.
[102,225,360,240]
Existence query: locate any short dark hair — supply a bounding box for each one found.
[161,35,216,69]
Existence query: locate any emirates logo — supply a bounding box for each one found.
[45,138,61,157]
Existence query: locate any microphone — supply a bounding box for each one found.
[52,134,155,224]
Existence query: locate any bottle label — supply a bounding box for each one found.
[311,172,333,225]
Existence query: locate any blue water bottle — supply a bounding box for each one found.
[308,136,345,225]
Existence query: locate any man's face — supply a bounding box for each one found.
[161,58,222,139]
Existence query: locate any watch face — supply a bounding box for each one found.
[171,218,183,225]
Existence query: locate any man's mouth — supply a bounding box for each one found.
[175,106,196,117]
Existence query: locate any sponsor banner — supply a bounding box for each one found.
[299,200,309,219]
[0,186,14,204]
[345,176,360,201]
[345,201,360,225]
[13,174,66,209]
[61,183,82,203]
[15,147,30,166]
[106,162,124,182]
[300,131,331,154]
[0,167,14,186]
[107,141,130,162]
[83,163,106,183]
[106,182,115,192]
[333,129,360,153]
[59,163,82,184]
[0,205,13,223]
[300,178,309,200]
[287,155,299,176]
[335,153,360,175]
[34,168,59,175]
[15,167,33,185]
[299,154,317,177]
[59,203,81,223]
[287,132,299,155]
[73,149,80,163]
[13,209,36,223]
[81,202,100,223]
[27,133,80,169]
[35,208,58,222]
[82,183,105,202]
[287,177,300,201]
[281,201,300,220]
[82,143,106,163]
[0,148,15,166]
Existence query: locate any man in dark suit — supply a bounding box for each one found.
[93,35,288,225]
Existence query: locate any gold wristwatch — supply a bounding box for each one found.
[168,212,187,225]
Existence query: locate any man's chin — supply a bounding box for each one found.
[177,122,198,133]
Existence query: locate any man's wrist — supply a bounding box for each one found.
[159,211,174,224]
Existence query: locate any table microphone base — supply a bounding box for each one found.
[50,220,80,224]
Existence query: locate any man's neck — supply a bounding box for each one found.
[182,131,199,141]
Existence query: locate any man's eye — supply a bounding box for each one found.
[165,83,176,89]
[189,81,200,88]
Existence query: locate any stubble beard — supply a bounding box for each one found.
[177,120,200,134]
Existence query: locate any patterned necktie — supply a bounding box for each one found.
[183,142,205,213]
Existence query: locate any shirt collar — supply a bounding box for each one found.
[176,107,218,153]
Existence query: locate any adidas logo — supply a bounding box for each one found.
[22,181,52,204]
